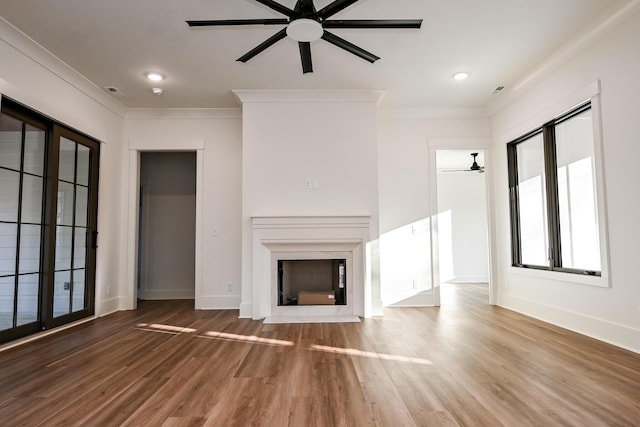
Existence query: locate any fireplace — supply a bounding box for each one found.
[247,216,371,323]
[278,259,347,306]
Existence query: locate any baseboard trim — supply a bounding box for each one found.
[96,297,121,317]
[446,276,489,283]
[195,295,241,310]
[238,302,253,318]
[384,291,437,307]
[500,293,640,354]
[139,290,195,300]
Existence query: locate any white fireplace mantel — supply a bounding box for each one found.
[249,216,372,322]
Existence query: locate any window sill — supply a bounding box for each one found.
[509,266,610,288]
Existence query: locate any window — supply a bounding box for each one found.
[508,102,602,276]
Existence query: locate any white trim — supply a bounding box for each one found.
[385,290,438,308]
[128,138,205,151]
[125,108,241,120]
[125,145,204,311]
[378,107,489,120]
[502,82,611,289]
[446,276,490,283]
[233,89,386,105]
[138,290,195,300]
[487,1,640,116]
[249,216,370,320]
[194,149,205,309]
[0,16,127,117]
[427,144,440,306]
[427,139,497,305]
[125,150,140,310]
[238,302,253,318]
[197,295,242,310]
[509,266,608,288]
[497,81,600,143]
[501,293,640,354]
[97,296,120,317]
[590,94,611,287]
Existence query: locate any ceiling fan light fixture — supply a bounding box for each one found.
[286,18,323,42]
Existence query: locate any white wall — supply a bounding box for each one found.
[0,17,126,317]
[237,91,382,317]
[124,110,243,309]
[436,170,489,283]
[377,115,491,306]
[490,8,640,352]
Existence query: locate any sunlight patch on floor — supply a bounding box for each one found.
[308,344,434,365]
[135,323,197,334]
[201,331,295,347]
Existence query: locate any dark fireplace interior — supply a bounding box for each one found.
[278,259,346,306]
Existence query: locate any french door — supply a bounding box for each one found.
[0,98,99,343]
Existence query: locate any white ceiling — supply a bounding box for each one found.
[0,0,631,109]
[436,150,485,172]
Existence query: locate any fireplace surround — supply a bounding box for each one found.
[249,216,370,323]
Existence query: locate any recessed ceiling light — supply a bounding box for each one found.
[146,72,164,82]
[152,88,164,95]
[453,72,469,81]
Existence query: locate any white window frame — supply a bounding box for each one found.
[504,81,610,288]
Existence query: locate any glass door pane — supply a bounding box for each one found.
[0,108,45,338]
[17,274,39,326]
[53,137,88,317]
[0,276,15,331]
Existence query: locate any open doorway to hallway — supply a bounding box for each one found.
[137,152,196,302]
[435,149,490,305]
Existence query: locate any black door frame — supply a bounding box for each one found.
[0,97,100,343]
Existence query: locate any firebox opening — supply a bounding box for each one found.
[278,259,347,306]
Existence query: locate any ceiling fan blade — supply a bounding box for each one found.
[299,42,313,73]
[323,19,423,29]
[321,31,380,63]
[237,28,287,62]
[295,0,317,14]
[186,19,289,27]
[254,0,295,18]
[318,0,359,19]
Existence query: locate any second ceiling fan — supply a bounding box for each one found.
[187,0,422,73]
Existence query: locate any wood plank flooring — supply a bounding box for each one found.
[1,283,639,426]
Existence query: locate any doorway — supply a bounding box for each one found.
[434,149,490,305]
[137,152,196,301]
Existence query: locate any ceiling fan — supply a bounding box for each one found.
[186,0,422,73]
[441,153,486,173]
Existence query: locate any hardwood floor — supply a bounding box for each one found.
[1,283,639,426]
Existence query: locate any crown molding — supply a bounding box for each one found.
[486,0,640,117]
[378,107,489,120]
[125,108,242,120]
[232,89,386,105]
[0,16,128,118]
